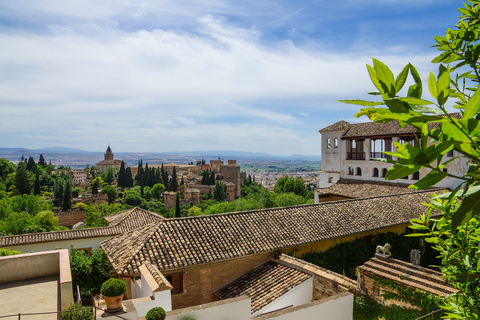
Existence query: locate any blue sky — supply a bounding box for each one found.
[0,0,461,156]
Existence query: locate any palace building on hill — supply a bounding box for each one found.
[96,145,122,174]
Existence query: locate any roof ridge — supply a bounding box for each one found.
[163,189,439,222]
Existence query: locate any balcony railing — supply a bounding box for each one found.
[370,152,392,160]
[346,152,365,160]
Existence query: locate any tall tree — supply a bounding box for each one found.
[213,181,225,202]
[26,156,36,171]
[34,170,40,195]
[175,192,181,218]
[62,181,72,211]
[125,167,134,188]
[15,162,31,195]
[170,166,178,192]
[135,160,143,186]
[155,168,162,185]
[38,154,46,168]
[161,163,168,188]
[118,161,126,188]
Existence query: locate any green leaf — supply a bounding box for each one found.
[464,88,480,119]
[409,170,447,190]
[421,123,428,149]
[437,65,450,105]
[373,58,396,97]
[366,64,384,94]
[399,97,435,106]
[451,188,480,230]
[452,272,480,283]
[408,64,423,98]
[428,72,438,100]
[337,100,384,106]
[395,64,409,93]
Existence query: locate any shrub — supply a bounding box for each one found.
[100,278,127,297]
[145,307,166,320]
[62,302,93,320]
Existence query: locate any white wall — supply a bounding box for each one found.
[253,277,313,317]
[4,236,111,254]
[255,292,353,320]
[165,296,251,320]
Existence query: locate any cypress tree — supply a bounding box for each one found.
[175,192,181,218]
[34,170,40,195]
[38,154,46,168]
[15,162,31,195]
[144,163,149,187]
[210,171,215,185]
[201,171,206,185]
[155,168,162,185]
[62,181,72,211]
[26,156,36,171]
[161,163,168,187]
[118,161,126,188]
[180,176,184,186]
[147,165,155,188]
[135,160,143,186]
[125,167,134,188]
[170,166,178,192]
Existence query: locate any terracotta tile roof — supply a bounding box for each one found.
[358,255,457,297]
[0,207,164,247]
[101,191,439,276]
[140,260,173,292]
[316,179,446,198]
[215,260,311,313]
[319,120,351,132]
[321,113,462,138]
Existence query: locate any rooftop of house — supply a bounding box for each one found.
[101,191,439,276]
[0,207,164,248]
[316,179,446,199]
[358,255,457,297]
[215,260,311,313]
[320,113,462,138]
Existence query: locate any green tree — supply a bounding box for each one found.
[170,166,178,191]
[0,248,21,256]
[151,183,165,201]
[69,245,111,299]
[101,166,116,185]
[213,181,225,202]
[0,158,16,181]
[34,170,40,195]
[101,185,118,204]
[26,156,36,171]
[340,2,480,317]
[123,189,143,206]
[14,162,31,195]
[35,210,59,231]
[187,206,203,216]
[175,192,181,218]
[125,167,134,188]
[118,161,126,188]
[91,177,102,195]
[62,181,72,211]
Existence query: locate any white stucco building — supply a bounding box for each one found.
[316,115,469,193]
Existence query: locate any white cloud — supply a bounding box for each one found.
[0,1,443,155]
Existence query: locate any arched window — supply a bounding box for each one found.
[334,138,338,148]
[348,167,354,175]
[381,168,388,178]
[327,138,331,148]
[373,168,379,177]
[356,167,362,176]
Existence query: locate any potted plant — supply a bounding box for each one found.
[145,307,166,320]
[100,278,127,311]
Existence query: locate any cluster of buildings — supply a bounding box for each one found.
[0,116,466,320]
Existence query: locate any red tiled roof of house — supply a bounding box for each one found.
[0,207,164,247]
[101,191,439,276]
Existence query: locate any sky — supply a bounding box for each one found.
[0,0,462,156]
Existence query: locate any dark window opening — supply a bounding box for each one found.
[412,171,420,180]
[356,167,362,176]
[373,168,379,177]
[165,273,184,294]
[381,168,388,178]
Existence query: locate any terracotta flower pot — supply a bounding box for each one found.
[103,293,124,311]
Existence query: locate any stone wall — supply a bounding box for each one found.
[54,210,87,227]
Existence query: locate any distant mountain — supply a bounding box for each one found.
[164,150,278,159]
[34,146,92,153]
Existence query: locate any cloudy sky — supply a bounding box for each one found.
[0,0,460,156]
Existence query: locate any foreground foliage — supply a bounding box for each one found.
[340,2,480,318]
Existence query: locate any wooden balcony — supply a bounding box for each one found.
[346,152,365,160]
